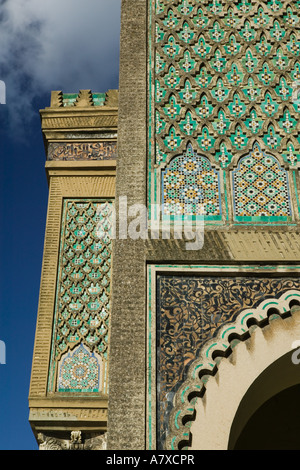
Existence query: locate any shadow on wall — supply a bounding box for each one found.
[229,351,300,450]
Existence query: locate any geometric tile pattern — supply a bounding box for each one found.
[150,0,300,220]
[57,343,102,392]
[233,142,292,220]
[156,274,300,449]
[47,199,113,393]
[48,142,117,161]
[62,92,106,107]
[162,143,221,218]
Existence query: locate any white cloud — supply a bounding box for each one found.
[0,0,121,136]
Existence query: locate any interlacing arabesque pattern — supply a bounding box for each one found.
[48,200,113,393]
[152,0,300,219]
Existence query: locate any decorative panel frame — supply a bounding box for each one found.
[147,263,300,450]
[148,0,300,225]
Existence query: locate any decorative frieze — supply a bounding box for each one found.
[41,115,118,130]
[155,274,300,449]
[48,142,117,161]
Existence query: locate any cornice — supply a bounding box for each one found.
[40,89,118,140]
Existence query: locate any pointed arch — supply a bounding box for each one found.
[161,143,222,220]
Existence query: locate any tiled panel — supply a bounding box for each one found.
[47,199,113,394]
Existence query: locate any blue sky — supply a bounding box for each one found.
[0,0,121,450]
